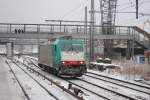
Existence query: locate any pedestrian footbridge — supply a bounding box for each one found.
[0,23,149,49]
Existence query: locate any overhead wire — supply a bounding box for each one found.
[117,1,135,11]
[63,7,85,21]
[60,0,150,25]
[113,0,150,26]
[115,0,150,24]
[60,0,89,20]
[117,0,150,11]
[139,0,150,7]
[117,14,150,25]
[116,0,140,13]
[117,1,132,7]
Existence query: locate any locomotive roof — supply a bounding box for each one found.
[54,39,83,44]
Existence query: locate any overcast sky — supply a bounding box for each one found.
[0,0,89,23]
[0,0,150,31]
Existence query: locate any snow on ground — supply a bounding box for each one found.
[23,55,38,61]
[6,59,56,100]
[21,63,106,100]
[88,69,150,87]
[0,56,26,100]
[112,59,150,80]
[17,55,150,100]
[87,70,150,99]
[0,46,6,54]
[70,79,127,100]
[81,74,150,100]
[18,62,78,100]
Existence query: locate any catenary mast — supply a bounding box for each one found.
[100,0,117,57]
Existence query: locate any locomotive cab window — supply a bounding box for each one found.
[61,43,83,51]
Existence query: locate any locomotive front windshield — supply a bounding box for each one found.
[61,43,83,51]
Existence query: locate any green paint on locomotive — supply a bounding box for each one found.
[52,39,86,66]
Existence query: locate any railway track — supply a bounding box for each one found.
[22,57,150,100]
[24,58,137,100]
[68,78,138,100]
[15,60,86,100]
[28,56,150,90]
[14,62,59,100]
[87,71,150,95]
[6,60,58,100]
[25,55,150,89]
[6,60,30,100]
[16,58,112,100]
[135,81,150,87]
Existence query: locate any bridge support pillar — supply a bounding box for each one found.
[149,39,150,48]
[19,45,24,55]
[126,40,132,60]
[126,40,135,60]
[6,42,14,59]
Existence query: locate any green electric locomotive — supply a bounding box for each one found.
[38,37,87,77]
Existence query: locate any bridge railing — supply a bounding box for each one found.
[0,23,134,35]
[0,23,149,48]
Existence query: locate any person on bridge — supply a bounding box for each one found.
[15,29,17,33]
[18,29,21,33]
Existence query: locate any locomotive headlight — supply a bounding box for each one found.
[62,61,65,64]
[71,53,74,55]
[80,61,84,64]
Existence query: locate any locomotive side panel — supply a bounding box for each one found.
[38,45,53,67]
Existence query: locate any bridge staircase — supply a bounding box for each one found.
[132,26,150,49]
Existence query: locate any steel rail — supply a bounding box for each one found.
[19,59,110,100]
[87,72,150,91]
[74,78,137,100]
[5,60,31,100]
[28,58,124,100]
[85,73,150,95]
[27,58,150,98]
[14,60,84,100]
[13,62,59,100]
[25,58,136,100]
[136,81,150,87]
[64,79,110,100]
[85,74,150,95]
